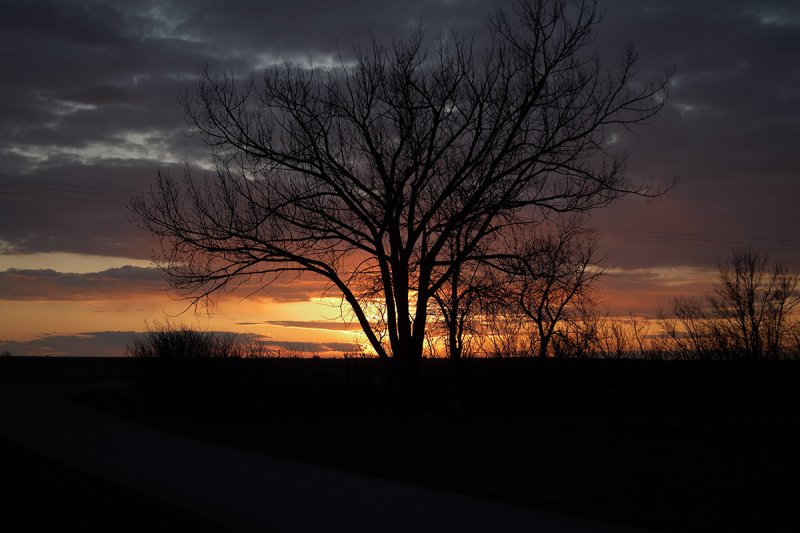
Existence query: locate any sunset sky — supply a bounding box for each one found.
[1,0,799,356]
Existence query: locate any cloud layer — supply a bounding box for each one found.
[0,265,329,304]
[0,266,166,300]
[2,0,798,266]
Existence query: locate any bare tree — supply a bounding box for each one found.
[709,249,800,359]
[659,249,800,360]
[133,0,667,377]
[493,218,604,358]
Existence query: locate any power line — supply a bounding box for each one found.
[598,227,800,247]
[600,237,800,253]
[0,190,128,206]
[0,176,144,195]
[0,186,796,253]
[0,176,142,206]
[598,233,800,255]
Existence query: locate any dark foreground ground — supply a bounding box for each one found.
[0,440,222,532]
[3,356,800,531]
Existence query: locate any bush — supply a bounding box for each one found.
[126,321,241,360]
[124,322,388,413]
[125,321,275,410]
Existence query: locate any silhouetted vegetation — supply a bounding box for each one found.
[126,321,244,360]
[125,321,273,409]
[658,248,800,360]
[430,248,800,361]
[124,322,389,411]
[133,0,668,378]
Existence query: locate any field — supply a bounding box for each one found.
[4,356,800,531]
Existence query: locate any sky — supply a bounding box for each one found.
[1,0,799,356]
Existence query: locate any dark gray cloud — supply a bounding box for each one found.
[0,331,139,356]
[0,159,162,257]
[591,0,800,268]
[1,0,799,272]
[0,264,328,303]
[0,266,166,300]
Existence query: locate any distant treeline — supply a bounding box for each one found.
[424,248,800,361]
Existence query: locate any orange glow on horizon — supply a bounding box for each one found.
[0,259,722,357]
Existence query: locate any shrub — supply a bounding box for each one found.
[125,322,290,411]
[126,321,239,360]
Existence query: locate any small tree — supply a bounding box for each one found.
[709,249,800,359]
[660,249,800,360]
[496,218,603,358]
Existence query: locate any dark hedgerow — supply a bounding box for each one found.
[126,321,242,360]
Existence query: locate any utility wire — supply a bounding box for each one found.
[0,190,128,206]
[598,231,800,255]
[1,185,797,253]
[599,237,800,254]
[0,176,144,195]
[598,227,800,246]
[0,182,133,199]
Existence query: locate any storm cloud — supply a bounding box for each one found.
[1,0,799,303]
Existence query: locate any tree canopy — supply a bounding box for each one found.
[133,0,667,368]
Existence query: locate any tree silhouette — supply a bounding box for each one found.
[503,218,603,359]
[133,0,667,375]
[659,248,800,360]
[710,249,800,359]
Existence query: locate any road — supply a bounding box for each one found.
[0,383,646,532]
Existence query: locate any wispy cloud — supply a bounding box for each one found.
[237,320,354,331]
